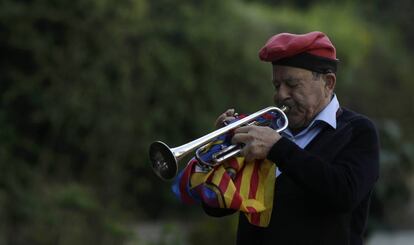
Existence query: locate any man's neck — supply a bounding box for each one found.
[288,94,335,135]
[290,126,307,135]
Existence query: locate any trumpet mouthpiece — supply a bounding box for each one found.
[280,105,289,112]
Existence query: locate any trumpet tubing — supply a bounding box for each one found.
[149,106,289,181]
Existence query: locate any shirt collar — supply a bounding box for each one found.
[311,94,340,129]
[281,94,340,137]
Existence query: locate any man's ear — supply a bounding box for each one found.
[324,73,336,93]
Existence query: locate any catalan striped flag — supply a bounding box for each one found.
[172,156,276,227]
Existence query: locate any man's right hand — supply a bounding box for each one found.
[214,109,236,129]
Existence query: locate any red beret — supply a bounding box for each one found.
[259,31,339,73]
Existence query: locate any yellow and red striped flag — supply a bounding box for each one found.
[177,157,275,227]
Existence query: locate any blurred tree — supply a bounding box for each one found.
[0,0,413,244]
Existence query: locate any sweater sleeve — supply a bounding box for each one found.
[267,118,380,212]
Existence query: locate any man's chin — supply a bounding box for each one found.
[287,116,304,129]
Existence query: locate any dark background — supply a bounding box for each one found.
[1,0,413,244]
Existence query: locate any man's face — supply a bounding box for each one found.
[272,65,334,131]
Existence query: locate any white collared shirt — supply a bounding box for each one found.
[276,94,340,177]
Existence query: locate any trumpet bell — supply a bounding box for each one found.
[149,141,178,181]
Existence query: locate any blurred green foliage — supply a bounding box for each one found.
[1,0,414,244]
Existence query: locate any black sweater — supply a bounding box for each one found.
[204,108,380,245]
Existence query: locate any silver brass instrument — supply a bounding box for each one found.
[149,106,289,181]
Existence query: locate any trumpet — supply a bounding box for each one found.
[149,106,289,181]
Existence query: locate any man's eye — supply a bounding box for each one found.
[287,82,298,88]
[274,84,280,90]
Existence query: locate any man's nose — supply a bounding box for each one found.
[275,83,290,102]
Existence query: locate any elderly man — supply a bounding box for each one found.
[212,31,379,245]
[170,31,379,245]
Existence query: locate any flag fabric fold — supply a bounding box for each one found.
[171,112,283,227]
[172,156,276,227]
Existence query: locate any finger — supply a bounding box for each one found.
[240,145,254,163]
[224,108,235,116]
[215,116,235,128]
[231,133,252,145]
[214,117,223,127]
[222,116,236,125]
[214,109,235,128]
[215,114,227,127]
[220,110,235,120]
[244,154,254,163]
[233,125,254,134]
